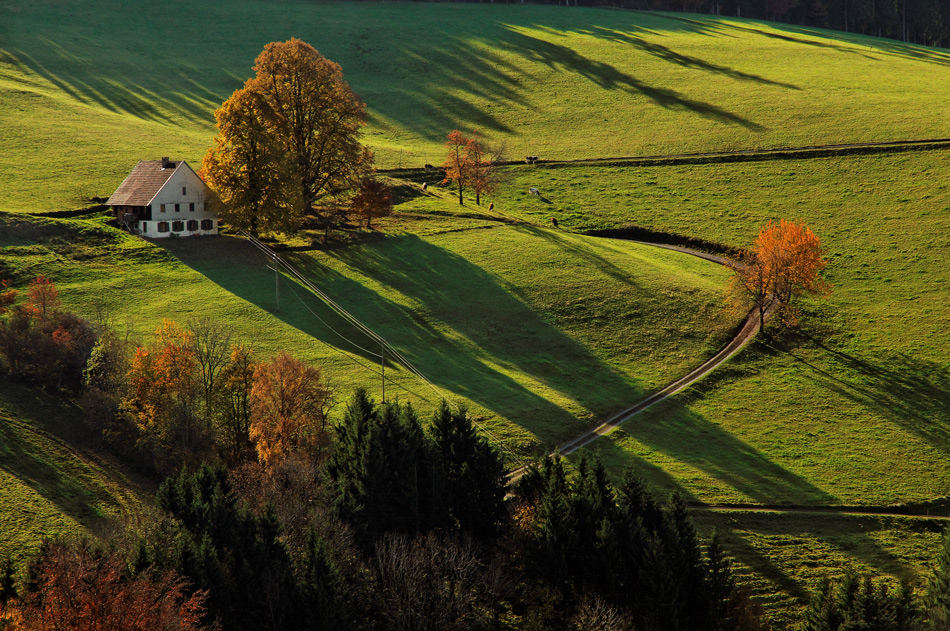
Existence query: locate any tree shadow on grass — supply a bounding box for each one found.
[165,235,645,451]
[313,235,648,432]
[699,511,937,609]
[770,334,950,457]
[491,29,765,131]
[601,393,837,507]
[3,48,227,126]
[581,26,802,90]
[0,381,111,531]
[520,225,658,288]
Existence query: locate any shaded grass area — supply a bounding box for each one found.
[693,510,946,630]
[0,209,735,460]
[480,150,950,506]
[169,221,735,454]
[4,1,950,211]
[0,379,145,563]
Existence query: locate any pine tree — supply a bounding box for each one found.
[155,463,299,631]
[430,401,508,540]
[296,528,348,631]
[327,390,435,546]
[705,530,738,630]
[663,492,710,631]
[326,387,376,537]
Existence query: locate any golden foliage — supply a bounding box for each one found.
[730,218,830,330]
[249,353,332,471]
[202,87,302,235]
[202,38,371,237]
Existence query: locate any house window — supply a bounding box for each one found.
[141,223,148,234]
[172,220,184,232]
[157,222,169,233]
[187,220,198,231]
[182,186,187,195]
[160,204,166,213]
[175,203,180,213]
[200,219,214,230]
[189,203,195,212]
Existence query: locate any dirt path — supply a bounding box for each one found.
[507,239,950,520]
[509,241,768,481]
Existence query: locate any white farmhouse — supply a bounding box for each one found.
[108,158,220,238]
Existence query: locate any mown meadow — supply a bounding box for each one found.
[475,150,950,625]
[5,0,950,211]
[488,149,950,507]
[2,0,949,626]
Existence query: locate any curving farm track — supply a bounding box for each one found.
[508,238,949,521]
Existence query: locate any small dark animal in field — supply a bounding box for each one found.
[551,217,559,228]
[424,164,435,170]
[489,202,494,211]
[529,187,540,196]
[422,182,427,191]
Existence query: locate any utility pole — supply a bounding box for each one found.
[381,341,386,403]
[265,256,281,313]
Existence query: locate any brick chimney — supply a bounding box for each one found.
[161,157,173,169]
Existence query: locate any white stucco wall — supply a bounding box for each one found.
[143,162,220,238]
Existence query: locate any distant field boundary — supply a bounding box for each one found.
[691,502,950,521]
[380,138,950,177]
[583,226,744,259]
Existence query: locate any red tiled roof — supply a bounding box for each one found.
[107,160,181,207]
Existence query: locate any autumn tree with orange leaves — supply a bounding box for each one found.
[201,87,302,236]
[443,130,472,205]
[0,542,210,631]
[204,39,373,239]
[250,353,333,471]
[349,177,393,229]
[442,130,502,206]
[125,321,209,469]
[0,276,96,391]
[731,219,830,332]
[467,132,504,206]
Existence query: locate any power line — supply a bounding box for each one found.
[240,231,527,468]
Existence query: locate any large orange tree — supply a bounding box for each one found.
[203,39,372,237]
[732,219,830,331]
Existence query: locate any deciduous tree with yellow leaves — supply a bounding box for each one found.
[249,353,333,471]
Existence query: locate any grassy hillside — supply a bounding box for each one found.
[0,379,146,563]
[485,149,950,506]
[0,206,736,458]
[4,0,950,211]
[3,0,949,625]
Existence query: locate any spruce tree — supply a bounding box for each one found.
[431,401,508,540]
[296,528,348,630]
[705,530,738,630]
[155,463,299,631]
[663,492,710,631]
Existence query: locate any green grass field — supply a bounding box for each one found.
[3,1,950,626]
[693,510,947,630]
[4,0,950,211]
[0,208,736,458]
[485,150,950,507]
[0,378,146,564]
